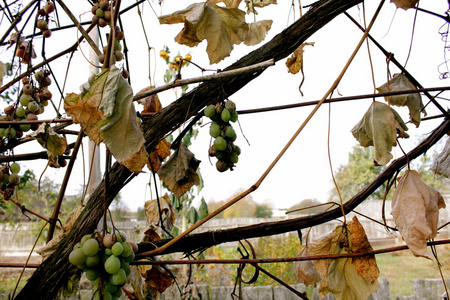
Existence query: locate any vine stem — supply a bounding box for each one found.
[0,0,39,45]
[46,130,84,242]
[136,0,385,259]
[133,59,276,101]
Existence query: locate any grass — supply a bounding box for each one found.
[376,246,450,298]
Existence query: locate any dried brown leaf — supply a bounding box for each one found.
[351,101,409,165]
[28,123,68,158]
[137,86,162,114]
[209,0,243,8]
[391,170,446,257]
[285,42,314,74]
[140,264,176,293]
[391,0,419,10]
[144,194,175,231]
[431,136,450,178]
[158,143,200,198]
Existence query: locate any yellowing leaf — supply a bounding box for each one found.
[158,143,200,198]
[65,66,148,173]
[209,0,242,8]
[295,216,379,300]
[391,170,446,257]
[376,73,425,127]
[28,123,67,157]
[137,86,162,114]
[431,137,450,178]
[244,20,273,46]
[351,101,409,165]
[285,42,314,74]
[159,2,271,64]
[391,0,419,10]
[246,0,277,14]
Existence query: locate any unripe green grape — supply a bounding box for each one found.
[216,160,229,172]
[0,128,5,137]
[9,173,19,184]
[85,269,100,281]
[115,230,127,243]
[122,251,135,263]
[1,173,9,184]
[28,101,39,113]
[225,126,236,140]
[230,111,238,122]
[10,163,20,174]
[73,242,82,249]
[204,104,216,118]
[121,261,131,276]
[225,100,236,114]
[110,268,127,286]
[15,106,26,118]
[102,291,113,300]
[230,152,239,164]
[234,145,241,155]
[96,8,104,18]
[85,253,100,268]
[20,94,31,106]
[114,51,123,61]
[114,288,123,298]
[105,281,118,293]
[104,255,121,274]
[213,136,227,151]
[105,248,113,256]
[221,108,231,122]
[81,234,92,244]
[82,238,99,256]
[5,127,16,138]
[69,248,87,266]
[20,124,31,132]
[34,71,44,82]
[121,242,133,258]
[209,122,221,138]
[111,242,124,256]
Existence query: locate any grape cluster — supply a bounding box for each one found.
[69,231,138,300]
[0,70,51,143]
[0,162,21,198]
[204,100,241,172]
[36,1,55,38]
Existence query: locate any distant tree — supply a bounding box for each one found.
[288,198,323,215]
[255,202,273,218]
[109,194,130,221]
[329,143,450,203]
[136,207,146,221]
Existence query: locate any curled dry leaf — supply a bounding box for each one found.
[391,170,446,257]
[137,86,162,114]
[351,101,409,166]
[391,0,419,10]
[376,73,425,127]
[285,42,314,75]
[209,0,243,8]
[28,123,67,158]
[295,216,379,300]
[64,66,148,173]
[246,0,277,14]
[159,2,272,64]
[144,194,175,231]
[158,143,201,198]
[431,136,450,178]
[36,205,83,261]
[139,264,176,293]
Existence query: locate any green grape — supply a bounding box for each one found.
[115,230,127,243]
[0,128,5,137]
[213,136,227,151]
[230,111,238,122]
[105,281,118,293]
[121,262,131,276]
[19,94,31,106]
[96,8,104,17]
[103,291,113,300]
[73,242,82,249]
[104,255,121,274]
[110,268,127,286]
[10,163,20,174]
[225,100,236,114]
[230,152,239,164]
[234,145,241,155]
[9,173,19,184]
[122,251,135,263]
[85,253,100,268]
[81,234,92,245]
[204,104,216,118]
[82,238,99,256]
[209,122,221,138]
[28,101,39,113]
[113,287,123,298]
[225,126,236,140]
[121,242,133,258]
[1,174,9,184]
[69,248,87,266]
[19,124,31,132]
[105,248,113,256]
[5,127,16,138]
[221,108,231,122]
[111,242,124,256]
[85,269,100,281]
[15,106,26,118]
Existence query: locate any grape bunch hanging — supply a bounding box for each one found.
[204,100,241,172]
[68,231,138,300]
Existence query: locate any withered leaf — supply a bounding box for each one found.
[209,0,242,8]
[148,138,172,173]
[351,101,409,165]
[285,42,314,74]
[295,216,379,300]
[376,73,425,127]
[158,143,200,198]
[431,136,450,178]
[391,0,419,10]
[0,61,6,85]
[65,66,148,173]
[246,0,277,14]
[137,86,162,114]
[144,194,175,231]
[391,170,446,257]
[28,123,67,158]
[244,20,273,46]
[140,264,176,293]
[159,2,271,64]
